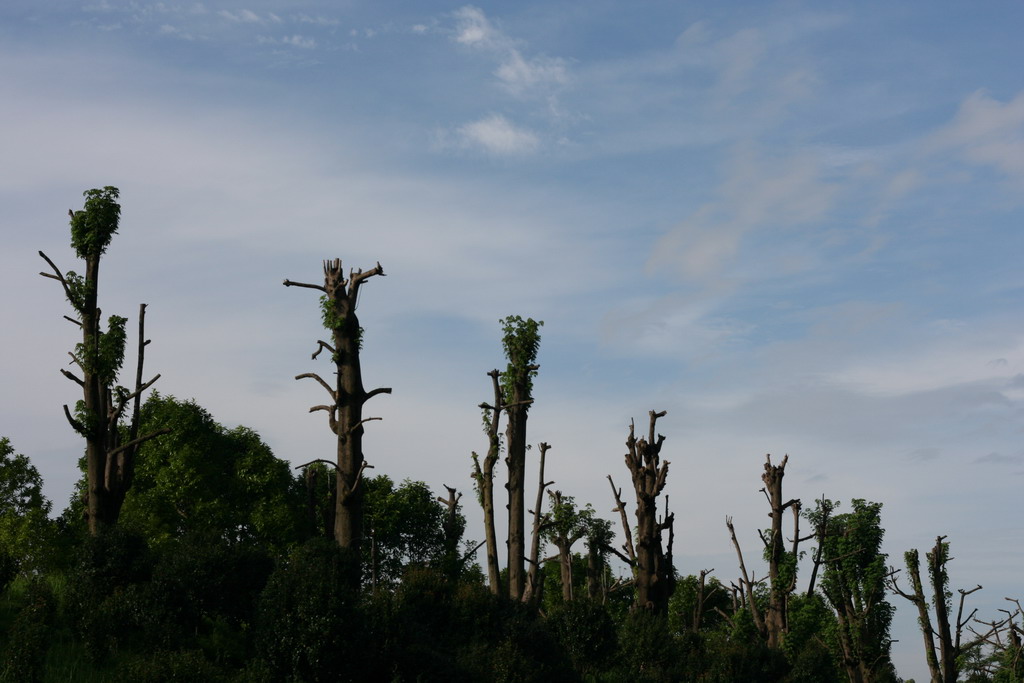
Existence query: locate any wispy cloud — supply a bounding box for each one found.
[219,9,263,24]
[930,89,1024,184]
[454,114,539,155]
[649,144,838,280]
[294,14,339,27]
[451,5,570,100]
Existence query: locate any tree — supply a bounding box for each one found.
[471,315,542,599]
[541,491,593,603]
[523,441,553,605]
[609,410,676,615]
[473,369,508,595]
[117,394,303,550]
[0,438,54,578]
[363,475,455,589]
[725,454,802,649]
[283,258,391,562]
[889,536,988,683]
[808,498,896,683]
[39,187,167,534]
[500,315,542,602]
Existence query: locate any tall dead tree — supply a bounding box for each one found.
[888,536,988,683]
[612,410,675,614]
[39,187,167,534]
[284,259,390,560]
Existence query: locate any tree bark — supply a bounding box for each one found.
[284,259,390,566]
[473,369,505,595]
[523,442,552,604]
[623,410,675,615]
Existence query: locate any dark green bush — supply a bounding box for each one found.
[254,538,370,682]
[1,579,56,683]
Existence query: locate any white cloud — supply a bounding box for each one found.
[649,145,838,280]
[931,90,1024,182]
[453,5,497,47]
[495,51,568,96]
[219,9,262,24]
[282,35,316,49]
[451,5,570,102]
[294,14,340,27]
[456,114,539,155]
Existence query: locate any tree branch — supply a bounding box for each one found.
[107,427,171,458]
[295,372,337,399]
[294,458,338,470]
[60,369,84,387]
[282,279,327,292]
[311,340,335,360]
[364,386,392,401]
[63,404,86,434]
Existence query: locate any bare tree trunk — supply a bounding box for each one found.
[622,410,675,615]
[473,369,505,595]
[760,454,800,649]
[505,385,531,601]
[284,259,391,566]
[523,442,552,604]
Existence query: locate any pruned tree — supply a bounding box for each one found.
[760,454,801,649]
[284,258,390,561]
[888,535,987,683]
[472,368,507,595]
[39,187,167,534]
[610,409,675,615]
[523,441,554,605]
[725,454,803,649]
[500,315,542,601]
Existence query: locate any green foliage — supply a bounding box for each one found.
[254,538,369,682]
[70,186,120,259]
[811,499,895,679]
[499,315,543,402]
[0,579,56,683]
[364,475,459,586]
[782,593,842,682]
[120,649,228,683]
[71,313,128,388]
[0,438,55,576]
[118,394,303,550]
[63,270,90,312]
[546,599,617,676]
[927,539,953,614]
[668,573,732,634]
[614,610,688,682]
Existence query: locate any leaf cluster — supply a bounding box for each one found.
[70,186,121,259]
[499,315,542,401]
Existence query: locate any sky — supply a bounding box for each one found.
[2,1,1023,677]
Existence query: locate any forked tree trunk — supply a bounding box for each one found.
[623,410,675,615]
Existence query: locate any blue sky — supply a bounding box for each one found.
[2,1,1023,676]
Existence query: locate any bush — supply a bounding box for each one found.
[547,599,616,676]
[1,579,56,683]
[254,538,370,682]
